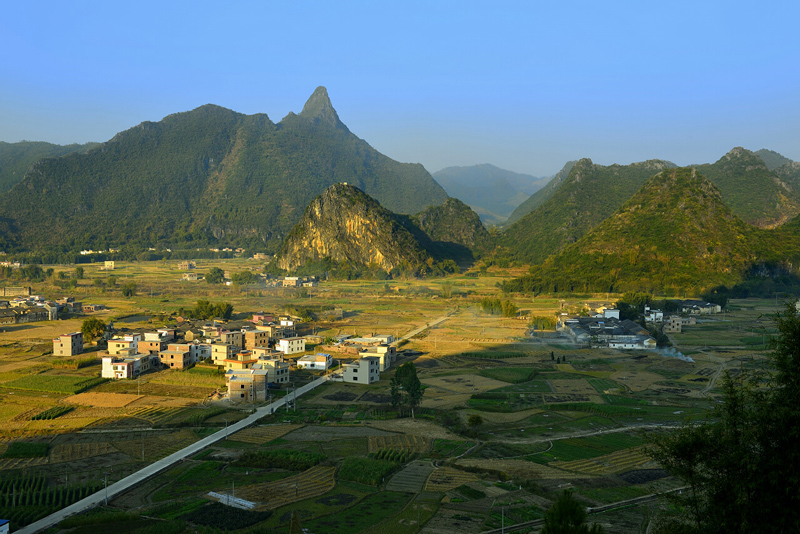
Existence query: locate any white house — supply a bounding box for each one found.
[278,337,306,355]
[341,356,380,384]
[296,353,332,370]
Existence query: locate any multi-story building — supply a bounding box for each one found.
[53,332,83,357]
[244,329,270,350]
[296,353,332,370]
[278,337,306,355]
[342,356,380,384]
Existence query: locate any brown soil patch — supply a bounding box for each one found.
[368,434,432,453]
[65,392,141,408]
[237,465,336,510]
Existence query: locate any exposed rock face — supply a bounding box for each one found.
[275,184,428,272]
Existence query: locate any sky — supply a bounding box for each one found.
[2,1,799,177]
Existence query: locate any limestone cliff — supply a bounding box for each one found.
[274,184,428,272]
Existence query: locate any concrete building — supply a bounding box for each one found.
[211,343,239,365]
[244,329,270,350]
[107,334,142,355]
[359,345,396,371]
[254,359,290,384]
[53,332,83,357]
[159,347,193,369]
[342,356,380,384]
[296,353,332,370]
[221,330,244,349]
[101,353,159,379]
[278,337,306,355]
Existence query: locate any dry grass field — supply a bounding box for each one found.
[236,465,336,510]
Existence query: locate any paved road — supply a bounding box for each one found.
[16,374,331,534]
[397,309,455,342]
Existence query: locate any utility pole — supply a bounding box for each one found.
[223,418,228,440]
[104,473,108,505]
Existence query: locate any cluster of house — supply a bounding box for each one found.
[0,292,104,325]
[558,299,724,349]
[558,310,657,350]
[54,308,400,404]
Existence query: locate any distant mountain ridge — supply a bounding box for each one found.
[503,160,578,226]
[0,87,448,252]
[0,141,99,194]
[433,164,548,224]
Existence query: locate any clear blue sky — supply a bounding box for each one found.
[2,1,799,176]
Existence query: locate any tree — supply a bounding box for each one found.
[390,362,424,418]
[468,414,483,427]
[542,490,604,534]
[121,281,136,297]
[81,317,106,343]
[205,267,225,284]
[646,302,800,533]
[106,275,117,288]
[74,266,84,279]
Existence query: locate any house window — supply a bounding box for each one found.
[241,393,245,398]
[352,377,358,381]
[241,384,245,389]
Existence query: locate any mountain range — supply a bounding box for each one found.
[0,87,447,253]
[2,88,800,293]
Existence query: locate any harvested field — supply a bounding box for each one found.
[358,392,391,404]
[236,465,336,510]
[368,434,432,454]
[421,508,487,534]
[455,458,587,480]
[125,395,199,408]
[368,419,464,441]
[425,467,478,492]
[386,461,435,492]
[50,441,114,463]
[229,424,303,445]
[65,392,140,408]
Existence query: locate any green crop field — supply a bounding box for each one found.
[530,433,644,464]
[479,367,537,384]
[4,375,107,395]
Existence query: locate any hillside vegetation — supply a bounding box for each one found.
[0,87,447,253]
[501,168,800,295]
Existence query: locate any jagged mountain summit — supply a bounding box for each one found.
[0,87,448,252]
[503,160,578,226]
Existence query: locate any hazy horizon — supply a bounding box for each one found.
[2,1,799,177]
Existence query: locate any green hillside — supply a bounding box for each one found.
[503,160,577,226]
[0,141,99,193]
[502,168,768,295]
[0,87,447,253]
[695,147,800,228]
[497,159,675,264]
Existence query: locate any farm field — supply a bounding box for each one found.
[0,260,788,532]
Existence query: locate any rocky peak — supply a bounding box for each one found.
[298,86,347,130]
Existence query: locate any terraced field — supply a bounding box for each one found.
[386,461,435,492]
[229,424,303,445]
[237,465,336,510]
[551,447,653,475]
[112,429,198,462]
[425,466,479,492]
[368,434,432,454]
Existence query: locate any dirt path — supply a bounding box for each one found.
[702,362,726,395]
[491,423,679,446]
